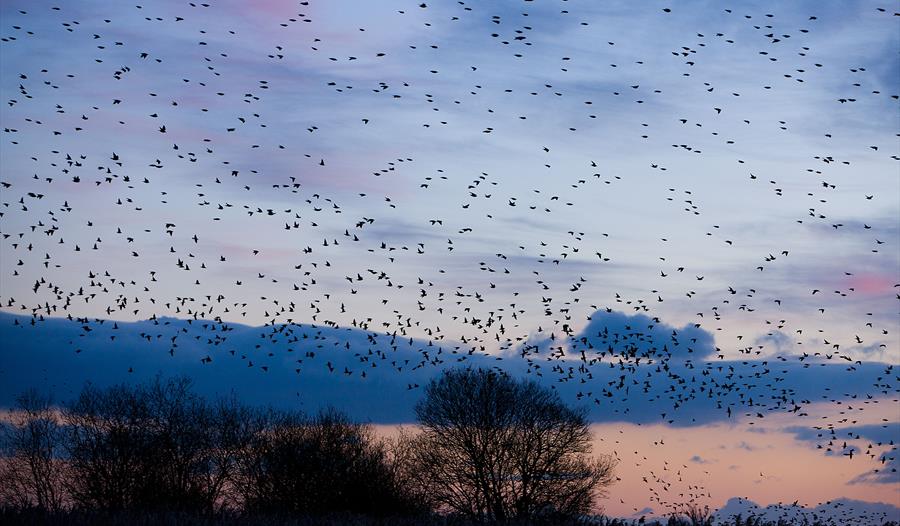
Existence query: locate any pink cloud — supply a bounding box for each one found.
[845,273,897,296]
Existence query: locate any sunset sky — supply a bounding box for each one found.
[0,0,897,521]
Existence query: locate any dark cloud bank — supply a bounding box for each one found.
[1,310,894,429]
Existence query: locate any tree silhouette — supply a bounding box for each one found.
[63,376,242,512]
[407,367,617,523]
[1,377,424,518]
[0,390,66,512]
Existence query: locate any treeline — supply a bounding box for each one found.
[595,518,898,526]
[1,369,619,525]
[1,370,896,526]
[1,377,421,519]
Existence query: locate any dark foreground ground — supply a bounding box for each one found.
[2,508,897,526]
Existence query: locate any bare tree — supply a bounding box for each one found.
[63,376,244,513]
[201,394,260,510]
[681,502,713,526]
[409,367,617,523]
[64,381,157,510]
[387,427,436,512]
[135,375,232,512]
[0,390,66,512]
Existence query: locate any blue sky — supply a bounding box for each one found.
[0,0,898,520]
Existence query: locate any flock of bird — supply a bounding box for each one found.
[0,1,897,522]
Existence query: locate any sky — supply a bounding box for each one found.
[0,0,898,522]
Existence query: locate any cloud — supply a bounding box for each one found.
[715,496,900,525]
[736,441,760,452]
[846,423,900,485]
[850,463,900,485]
[689,454,712,464]
[754,330,794,353]
[570,309,717,361]
[517,309,719,362]
[632,506,653,517]
[2,311,894,430]
[786,423,900,485]
[0,311,505,423]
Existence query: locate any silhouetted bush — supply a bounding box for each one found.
[233,407,425,516]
